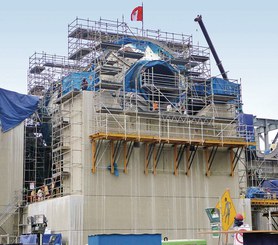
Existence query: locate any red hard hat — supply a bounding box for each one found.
[235,213,244,220]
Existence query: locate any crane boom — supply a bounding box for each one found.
[194,15,228,80]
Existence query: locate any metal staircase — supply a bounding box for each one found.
[0,191,22,230]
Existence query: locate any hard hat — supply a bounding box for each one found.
[235,213,244,220]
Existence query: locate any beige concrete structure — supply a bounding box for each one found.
[21,18,259,245]
[0,123,24,240]
[23,92,252,245]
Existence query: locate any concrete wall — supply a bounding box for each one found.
[26,195,84,244]
[0,123,24,235]
[82,147,247,244]
[81,92,249,245]
[23,92,253,245]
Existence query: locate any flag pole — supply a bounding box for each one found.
[141,2,144,37]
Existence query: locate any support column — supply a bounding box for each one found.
[110,140,114,174]
[91,140,96,173]
[145,143,149,175]
[153,144,157,176]
[185,146,190,176]
[230,148,235,177]
[174,144,178,176]
[205,147,210,176]
[124,141,128,174]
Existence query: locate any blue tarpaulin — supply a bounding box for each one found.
[246,187,265,199]
[0,88,39,132]
[194,77,240,98]
[62,71,97,95]
[238,113,255,142]
[20,234,37,244]
[262,179,278,195]
[88,233,161,245]
[20,233,62,245]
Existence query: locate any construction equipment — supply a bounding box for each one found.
[194,15,228,80]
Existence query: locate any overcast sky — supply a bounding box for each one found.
[0,0,277,119]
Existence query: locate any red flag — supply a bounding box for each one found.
[131,6,143,21]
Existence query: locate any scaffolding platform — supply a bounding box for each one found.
[55,91,80,104]
[98,107,123,114]
[29,66,45,74]
[190,54,209,62]
[95,42,122,51]
[68,27,91,39]
[43,62,78,70]
[69,48,91,60]
[251,199,278,207]
[142,83,180,91]
[52,171,70,179]
[89,132,254,148]
[187,76,206,83]
[94,80,123,90]
[208,94,237,102]
[262,211,278,217]
[52,145,71,153]
[99,65,122,75]
[118,50,144,59]
[52,120,69,128]
[69,27,126,41]
[184,71,202,77]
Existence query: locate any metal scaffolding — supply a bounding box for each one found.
[25,52,79,199]
[66,18,246,178]
[24,17,247,200]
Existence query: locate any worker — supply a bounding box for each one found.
[44,184,50,199]
[37,188,43,201]
[233,213,244,228]
[153,101,158,111]
[233,213,251,245]
[30,189,36,203]
[51,179,56,197]
[166,104,172,112]
[81,77,88,90]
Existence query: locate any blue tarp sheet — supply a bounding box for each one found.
[88,233,161,245]
[20,233,62,245]
[194,77,240,98]
[62,71,97,95]
[20,234,37,244]
[0,88,39,132]
[238,113,255,142]
[246,187,265,199]
[262,179,278,195]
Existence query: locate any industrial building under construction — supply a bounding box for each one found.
[1,16,278,245]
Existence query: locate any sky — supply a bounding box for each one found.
[0,0,278,119]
